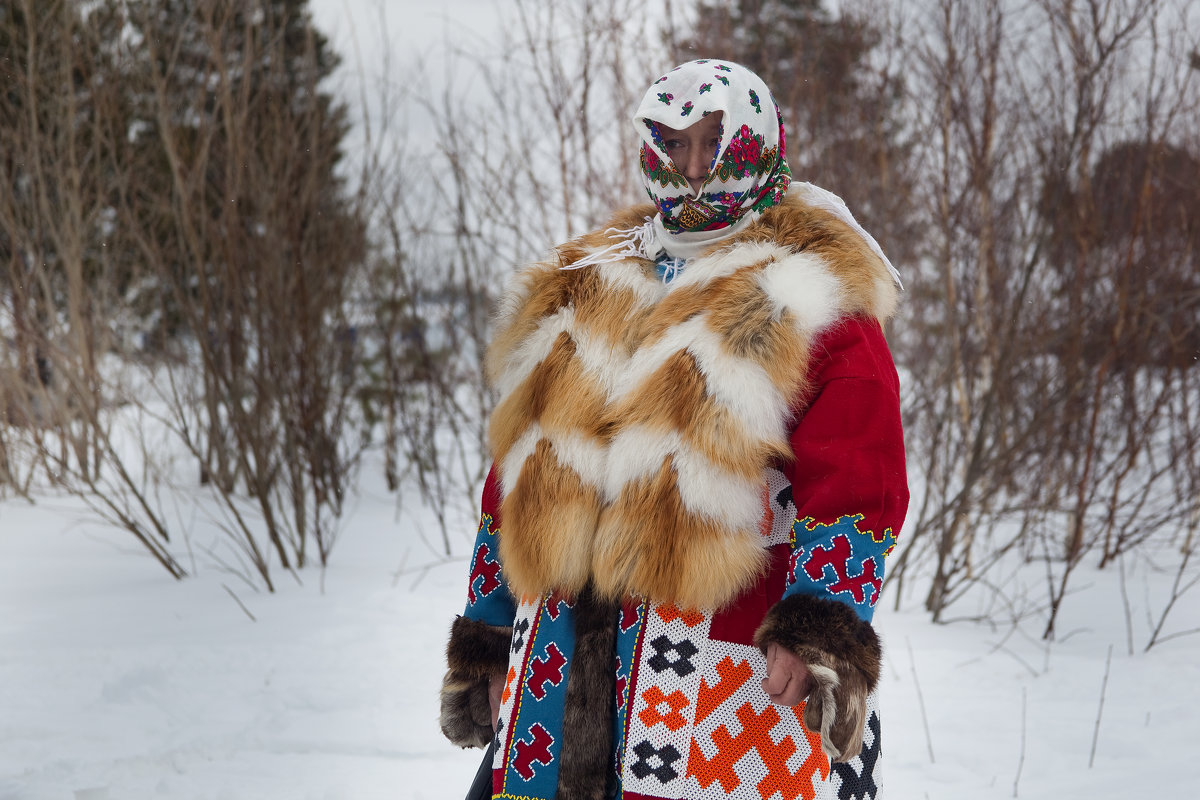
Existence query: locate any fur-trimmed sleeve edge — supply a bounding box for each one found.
[445,615,512,681]
[752,592,881,691]
[439,616,512,750]
[753,593,882,762]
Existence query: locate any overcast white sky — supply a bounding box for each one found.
[304,0,506,179]
[306,0,503,99]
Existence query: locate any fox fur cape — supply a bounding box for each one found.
[441,187,906,800]
[487,191,897,611]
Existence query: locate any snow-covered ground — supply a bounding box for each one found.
[4,1,1196,797]
[2,465,1197,799]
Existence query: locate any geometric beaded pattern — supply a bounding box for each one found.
[613,599,650,781]
[494,593,577,799]
[787,515,891,623]
[463,512,517,627]
[759,466,800,548]
[485,608,883,800]
[684,640,832,800]
[617,625,884,800]
[620,602,713,796]
[828,694,882,800]
[491,597,541,773]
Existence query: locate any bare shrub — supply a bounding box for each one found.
[887,0,1200,634]
[1,0,366,589]
[116,0,367,586]
[0,0,186,577]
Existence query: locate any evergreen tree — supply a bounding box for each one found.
[92,0,361,349]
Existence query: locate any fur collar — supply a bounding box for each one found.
[486,191,898,611]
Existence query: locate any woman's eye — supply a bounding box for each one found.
[709,138,721,148]
[664,139,684,150]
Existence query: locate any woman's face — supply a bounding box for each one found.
[658,112,723,195]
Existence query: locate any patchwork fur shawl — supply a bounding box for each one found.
[486,190,899,612]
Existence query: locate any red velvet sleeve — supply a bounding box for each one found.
[781,316,909,621]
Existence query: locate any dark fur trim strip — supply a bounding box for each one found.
[446,615,512,682]
[555,585,618,800]
[754,593,881,762]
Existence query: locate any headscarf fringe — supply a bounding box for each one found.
[560,218,656,271]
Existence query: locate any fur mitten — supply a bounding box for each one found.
[439,615,512,749]
[753,593,881,762]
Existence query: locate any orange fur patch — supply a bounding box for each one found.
[591,457,766,610]
[498,439,600,599]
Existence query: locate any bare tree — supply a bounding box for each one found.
[887,0,1200,634]
[352,0,668,554]
[0,0,188,577]
[1,0,367,588]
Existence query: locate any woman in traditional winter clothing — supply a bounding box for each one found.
[439,59,908,800]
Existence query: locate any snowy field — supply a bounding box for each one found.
[2,465,1197,800]
[2,0,1196,797]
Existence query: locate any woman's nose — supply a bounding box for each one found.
[685,149,709,187]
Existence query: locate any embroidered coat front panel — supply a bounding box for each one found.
[485,555,884,800]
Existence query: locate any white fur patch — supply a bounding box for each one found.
[595,259,667,307]
[610,315,789,446]
[605,425,762,532]
[670,241,789,291]
[758,253,844,334]
[571,325,634,402]
[492,307,576,401]
[681,318,791,444]
[606,318,686,402]
[603,427,681,500]
[672,444,764,531]
[500,425,544,498]
[872,273,899,320]
[499,424,609,497]
[546,430,609,491]
[495,263,656,407]
[491,262,547,335]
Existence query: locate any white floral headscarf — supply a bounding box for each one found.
[567,59,901,285]
[633,59,791,238]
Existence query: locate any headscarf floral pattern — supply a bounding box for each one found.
[634,59,791,235]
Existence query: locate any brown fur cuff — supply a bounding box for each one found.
[440,616,512,749]
[753,593,881,763]
[446,615,512,681]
